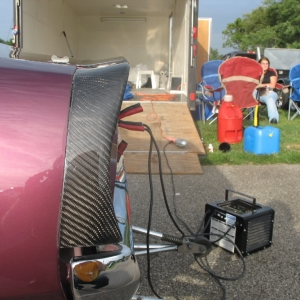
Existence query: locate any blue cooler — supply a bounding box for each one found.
[244,126,280,155]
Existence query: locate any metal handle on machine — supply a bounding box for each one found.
[225,189,256,206]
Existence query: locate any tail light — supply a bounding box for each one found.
[193,26,197,39]
[190,92,196,101]
[192,44,197,57]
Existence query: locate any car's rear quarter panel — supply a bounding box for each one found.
[0,58,76,299]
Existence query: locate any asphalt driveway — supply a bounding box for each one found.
[128,164,300,300]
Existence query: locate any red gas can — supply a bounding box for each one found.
[218,95,243,144]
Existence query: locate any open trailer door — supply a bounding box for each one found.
[188,0,199,111]
[12,0,199,113]
[170,0,199,111]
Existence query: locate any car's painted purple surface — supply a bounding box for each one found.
[0,58,76,299]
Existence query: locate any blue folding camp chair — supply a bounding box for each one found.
[197,60,225,124]
[288,64,300,120]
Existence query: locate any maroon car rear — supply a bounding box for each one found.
[0,57,140,299]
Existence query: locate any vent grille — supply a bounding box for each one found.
[59,59,129,248]
[246,214,273,252]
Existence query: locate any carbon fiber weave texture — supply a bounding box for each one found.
[60,59,129,248]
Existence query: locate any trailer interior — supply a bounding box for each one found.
[16,1,198,97]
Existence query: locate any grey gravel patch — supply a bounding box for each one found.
[128,164,300,300]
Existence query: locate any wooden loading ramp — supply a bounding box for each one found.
[119,101,206,175]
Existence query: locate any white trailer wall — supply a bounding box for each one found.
[170,0,189,89]
[22,0,80,58]
[20,0,190,93]
[78,16,169,72]
[21,0,170,72]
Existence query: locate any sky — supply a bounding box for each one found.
[199,0,264,54]
[0,0,13,41]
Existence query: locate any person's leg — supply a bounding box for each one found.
[259,91,279,122]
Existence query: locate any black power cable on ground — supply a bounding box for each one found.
[162,140,246,300]
[137,123,246,300]
[144,124,185,236]
[143,124,187,299]
[144,127,161,299]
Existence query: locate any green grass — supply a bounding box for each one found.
[195,108,300,166]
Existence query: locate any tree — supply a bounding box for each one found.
[209,48,223,60]
[0,38,13,46]
[222,0,300,50]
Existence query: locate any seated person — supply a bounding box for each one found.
[253,57,279,124]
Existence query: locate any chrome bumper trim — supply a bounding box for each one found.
[71,244,140,300]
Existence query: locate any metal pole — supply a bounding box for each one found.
[63,31,74,57]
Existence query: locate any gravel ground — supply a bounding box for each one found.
[128,164,300,300]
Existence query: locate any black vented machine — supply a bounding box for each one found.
[205,189,275,256]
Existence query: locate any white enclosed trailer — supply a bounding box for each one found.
[12,0,199,110]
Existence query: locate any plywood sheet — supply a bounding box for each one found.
[124,152,203,174]
[119,101,205,174]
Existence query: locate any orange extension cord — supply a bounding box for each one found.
[134,93,177,142]
[134,92,177,101]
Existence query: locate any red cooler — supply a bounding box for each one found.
[218,95,243,143]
